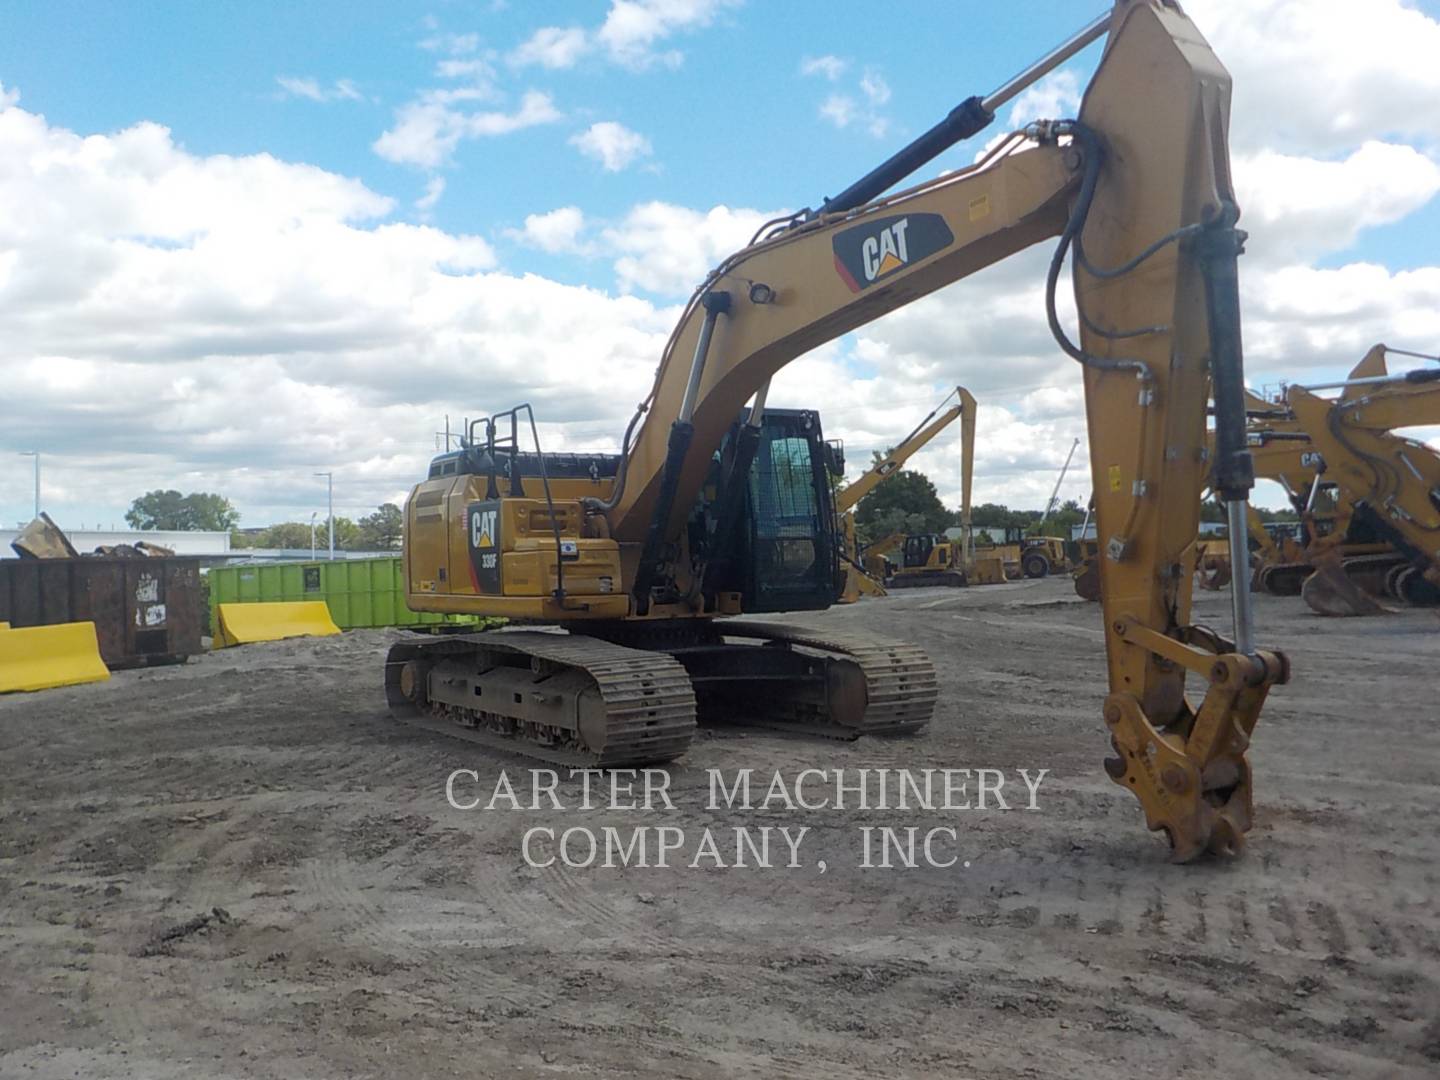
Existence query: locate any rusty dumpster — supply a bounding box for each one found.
[0,557,204,668]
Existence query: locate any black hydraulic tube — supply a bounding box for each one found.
[815,10,1110,216]
[1197,202,1255,504]
[1196,200,1258,655]
[631,291,731,614]
[817,96,994,216]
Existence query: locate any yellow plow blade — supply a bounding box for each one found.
[215,601,341,648]
[0,621,110,693]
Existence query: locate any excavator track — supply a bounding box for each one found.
[715,621,939,737]
[385,631,696,767]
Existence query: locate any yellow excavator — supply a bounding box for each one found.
[835,386,975,601]
[388,2,1287,861]
[1201,391,1414,600]
[1284,345,1440,613]
[1224,407,1366,597]
[1194,392,1320,592]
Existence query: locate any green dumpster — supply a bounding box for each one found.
[206,557,483,637]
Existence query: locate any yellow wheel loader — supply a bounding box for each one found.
[388,2,1288,861]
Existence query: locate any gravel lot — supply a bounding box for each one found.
[2,578,1437,1078]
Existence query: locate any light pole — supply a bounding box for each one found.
[309,511,318,560]
[314,472,334,559]
[18,451,39,519]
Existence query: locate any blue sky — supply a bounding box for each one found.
[2,0,1440,529]
[8,0,1434,274]
[1,2,1091,240]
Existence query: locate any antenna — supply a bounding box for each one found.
[1039,437,1081,529]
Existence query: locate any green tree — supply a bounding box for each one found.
[358,503,404,550]
[966,502,1033,531]
[854,463,949,545]
[251,522,313,549]
[242,517,361,551]
[331,516,362,551]
[126,489,239,531]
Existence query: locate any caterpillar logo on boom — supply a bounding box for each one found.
[832,213,955,293]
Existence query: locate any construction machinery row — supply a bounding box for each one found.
[1184,344,1440,615]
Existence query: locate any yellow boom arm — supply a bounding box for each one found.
[1286,346,1440,587]
[597,1,1286,858]
[835,387,976,515]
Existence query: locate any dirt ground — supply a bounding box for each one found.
[1,579,1437,1078]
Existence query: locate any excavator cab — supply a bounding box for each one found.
[700,408,841,614]
[901,534,942,569]
[736,409,840,612]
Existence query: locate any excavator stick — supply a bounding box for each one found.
[1073,2,1288,859]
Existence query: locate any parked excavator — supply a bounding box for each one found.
[836,387,975,601]
[1283,345,1440,614]
[388,2,1287,861]
[1195,396,1320,593]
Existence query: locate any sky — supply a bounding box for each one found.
[3,0,1440,530]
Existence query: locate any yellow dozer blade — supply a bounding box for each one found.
[214,601,341,648]
[0,621,111,693]
[968,554,1009,585]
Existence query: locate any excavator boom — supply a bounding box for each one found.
[836,388,976,515]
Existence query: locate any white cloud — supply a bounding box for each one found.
[598,0,741,69]
[507,206,591,254]
[7,3,1440,527]
[0,81,18,110]
[275,76,363,104]
[373,90,561,169]
[1188,0,1440,153]
[819,94,855,129]
[0,101,675,528]
[816,67,891,138]
[800,55,846,81]
[434,58,494,82]
[414,177,446,216]
[599,201,779,295]
[1234,141,1440,265]
[1004,70,1079,128]
[860,69,890,107]
[512,0,742,75]
[419,31,480,56]
[510,26,590,69]
[569,121,653,172]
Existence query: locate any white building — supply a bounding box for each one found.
[0,528,233,558]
